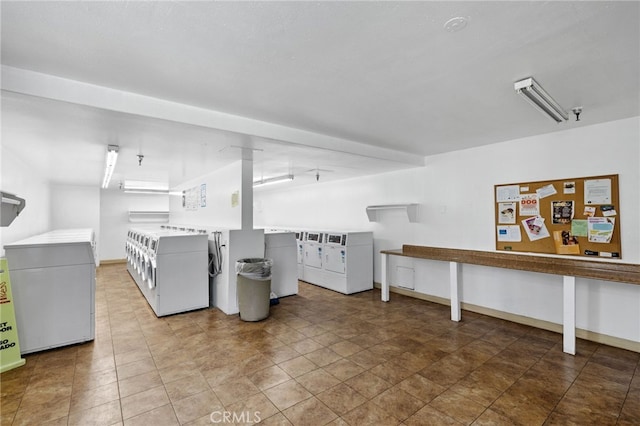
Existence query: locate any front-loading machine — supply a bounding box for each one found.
[147,237,158,289]
[321,231,373,294]
[303,231,324,285]
[126,227,208,317]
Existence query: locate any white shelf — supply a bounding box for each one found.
[128,211,170,223]
[366,204,419,223]
[1,191,26,227]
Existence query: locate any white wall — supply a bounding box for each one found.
[50,184,100,259]
[99,189,169,260]
[170,161,243,229]
[255,117,640,343]
[0,146,51,257]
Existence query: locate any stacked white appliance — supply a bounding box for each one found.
[4,229,97,354]
[127,227,208,317]
[302,231,373,294]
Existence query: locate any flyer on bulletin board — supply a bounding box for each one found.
[551,200,574,224]
[498,202,517,224]
[588,217,615,243]
[519,194,539,216]
[497,225,522,242]
[522,216,550,241]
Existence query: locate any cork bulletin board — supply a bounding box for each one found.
[494,174,621,259]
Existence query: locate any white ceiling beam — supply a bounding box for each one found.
[1,66,425,167]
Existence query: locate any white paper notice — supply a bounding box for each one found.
[519,194,539,216]
[496,185,520,202]
[563,182,576,194]
[497,225,522,242]
[498,202,517,224]
[584,179,612,205]
[536,184,557,199]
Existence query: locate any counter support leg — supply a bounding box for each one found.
[563,275,576,355]
[450,261,461,322]
[381,253,390,302]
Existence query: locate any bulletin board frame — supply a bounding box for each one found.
[494,174,621,259]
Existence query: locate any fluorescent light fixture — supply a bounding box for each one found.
[514,77,568,123]
[253,174,294,187]
[101,145,119,189]
[123,180,170,194]
[124,189,170,194]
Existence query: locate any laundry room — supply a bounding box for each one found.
[1,2,639,425]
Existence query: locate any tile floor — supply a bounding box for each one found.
[1,263,639,425]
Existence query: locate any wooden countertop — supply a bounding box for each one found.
[381,245,640,286]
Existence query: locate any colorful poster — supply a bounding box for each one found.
[522,216,550,241]
[519,194,539,216]
[551,201,574,224]
[0,258,26,373]
[588,217,615,243]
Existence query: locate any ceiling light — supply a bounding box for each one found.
[101,145,119,189]
[514,77,568,123]
[123,180,170,194]
[253,174,294,187]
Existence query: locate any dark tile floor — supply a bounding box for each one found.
[1,263,638,425]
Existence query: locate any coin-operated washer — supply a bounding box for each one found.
[140,234,149,283]
[321,232,373,294]
[127,227,208,317]
[302,231,324,286]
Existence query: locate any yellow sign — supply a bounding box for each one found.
[0,258,26,373]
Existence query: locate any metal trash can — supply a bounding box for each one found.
[236,258,273,321]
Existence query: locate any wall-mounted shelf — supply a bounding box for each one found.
[366,204,419,223]
[1,191,26,227]
[128,211,170,223]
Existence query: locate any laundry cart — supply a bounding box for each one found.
[4,229,97,354]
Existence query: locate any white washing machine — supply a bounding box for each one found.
[4,229,96,354]
[265,231,298,297]
[127,227,208,317]
[321,231,373,294]
[303,231,324,286]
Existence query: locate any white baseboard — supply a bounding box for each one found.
[374,283,640,353]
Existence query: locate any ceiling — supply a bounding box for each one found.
[1,1,639,190]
